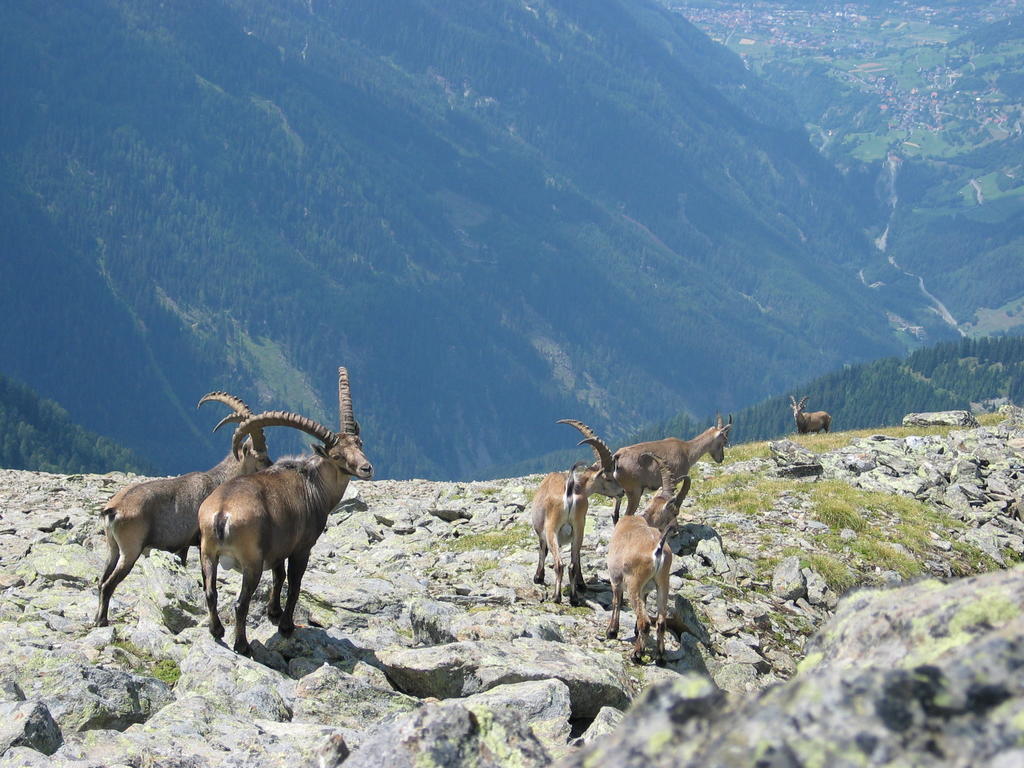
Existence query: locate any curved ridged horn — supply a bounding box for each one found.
[197,391,253,415]
[716,412,723,429]
[799,396,809,409]
[212,413,246,433]
[579,437,614,471]
[790,395,798,407]
[338,367,358,435]
[199,391,267,454]
[643,453,676,496]
[558,419,614,470]
[232,411,336,459]
[556,418,599,442]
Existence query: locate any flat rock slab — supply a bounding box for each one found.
[344,699,551,768]
[378,638,632,719]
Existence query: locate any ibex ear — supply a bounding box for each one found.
[313,443,330,459]
[352,419,361,436]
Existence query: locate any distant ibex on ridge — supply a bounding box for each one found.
[610,414,731,521]
[95,392,271,627]
[790,396,831,434]
[606,453,691,664]
[198,367,372,655]
[531,420,622,605]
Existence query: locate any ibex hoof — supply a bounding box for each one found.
[267,606,283,623]
[277,620,296,636]
[630,652,644,665]
[532,573,545,585]
[233,640,252,656]
[94,616,109,628]
[210,623,225,641]
[605,628,618,640]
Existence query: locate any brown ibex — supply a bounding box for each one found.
[610,414,731,520]
[606,454,691,664]
[94,392,271,627]
[197,367,373,655]
[791,396,831,434]
[531,421,622,605]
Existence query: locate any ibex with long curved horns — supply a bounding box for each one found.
[531,420,622,605]
[791,396,831,434]
[606,453,691,664]
[610,414,731,521]
[94,392,271,627]
[197,367,372,655]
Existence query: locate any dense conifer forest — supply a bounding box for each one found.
[0,374,150,474]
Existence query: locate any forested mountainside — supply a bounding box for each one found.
[1,0,932,479]
[487,335,1024,478]
[0,373,149,475]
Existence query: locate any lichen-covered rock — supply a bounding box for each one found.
[175,637,292,722]
[290,662,419,743]
[137,550,207,634]
[460,679,573,748]
[0,699,62,755]
[27,662,172,733]
[569,705,622,747]
[771,555,806,601]
[560,567,1024,768]
[557,673,725,768]
[343,699,551,768]
[903,410,980,428]
[378,639,632,718]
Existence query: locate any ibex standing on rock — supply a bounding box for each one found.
[611,414,731,521]
[532,421,622,605]
[94,392,271,627]
[791,396,831,434]
[198,367,373,655]
[606,454,691,664]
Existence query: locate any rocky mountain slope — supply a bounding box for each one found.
[1,410,1023,766]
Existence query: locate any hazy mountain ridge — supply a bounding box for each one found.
[1,0,927,479]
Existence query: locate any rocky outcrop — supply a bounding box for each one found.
[0,411,1022,765]
[561,566,1024,768]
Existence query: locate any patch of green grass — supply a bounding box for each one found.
[471,559,499,577]
[804,552,856,592]
[850,538,921,579]
[444,525,535,553]
[810,483,868,532]
[112,640,181,686]
[695,475,791,515]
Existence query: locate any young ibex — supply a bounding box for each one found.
[610,414,731,521]
[94,392,271,627]
[197,367,373,655]
[532,422,622,605]
[791,396,831,434]
[606,454,691,664]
